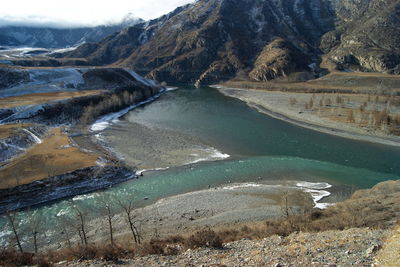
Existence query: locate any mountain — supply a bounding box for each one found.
[58,0,400,84]
[0,15,143,49]
[321,0,400,74]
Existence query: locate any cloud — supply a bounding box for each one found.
[0,0,195,28]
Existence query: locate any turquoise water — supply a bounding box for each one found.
[122,86,400,183]
[1,86,400,245]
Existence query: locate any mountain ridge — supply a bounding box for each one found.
[19,0,400,85]
[0,16,143,49]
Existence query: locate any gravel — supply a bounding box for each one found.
[63,227,388,267]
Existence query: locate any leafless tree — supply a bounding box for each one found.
[6,211,23,252]
[73,204,88,246]
[60,201,90,246]
[117,198,141,244]
[96,193,116,246]
[280,190,292,219]
[26,210,42,253]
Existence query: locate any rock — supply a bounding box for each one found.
[249,38,309,82]
[366,245,381,255]
[0,68,30,89]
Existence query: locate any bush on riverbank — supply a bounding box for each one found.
[79,90,143,125]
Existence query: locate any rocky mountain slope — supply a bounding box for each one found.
[62,0,400,85]
[321,0,400,73]
[0,16,142,48]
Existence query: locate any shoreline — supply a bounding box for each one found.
[215,85,400,148]
[42,180,321,249]
[87,86,231,173]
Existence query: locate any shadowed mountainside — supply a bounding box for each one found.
[61,0,400,85]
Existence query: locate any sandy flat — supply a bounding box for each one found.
[97,121,228,171]
[46,182,313,250]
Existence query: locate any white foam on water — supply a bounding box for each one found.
[296,181,333,209]
[221,183,263,190]
[296,181,332,190]
[72,194,95,201]
[186,147,230,165]
[56,209,69,217]
[0,230,11,239]
[166,87,179,91]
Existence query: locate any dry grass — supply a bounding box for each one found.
[374,225,400,267]
[0,127,98,189]
[0,91,103,109]
[224,71,400,95]
[221,82,400,136]
[0,244,136,267]
[0,123,31,139]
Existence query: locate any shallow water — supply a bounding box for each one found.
[108,86,400,184]
[1,86,400,246]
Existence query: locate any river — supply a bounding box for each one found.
[1,86,400,247]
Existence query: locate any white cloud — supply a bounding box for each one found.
[0,0,195,28]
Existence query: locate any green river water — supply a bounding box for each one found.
[1,86,400,245]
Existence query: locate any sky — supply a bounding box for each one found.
[0,0,195,28]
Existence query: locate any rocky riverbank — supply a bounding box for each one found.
[75,227,387,267]
[0,166,136,214]
[40,179,400,266]
[0,67,163,213]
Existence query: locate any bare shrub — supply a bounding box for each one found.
[0,250,34,267]
[141,239,167,255]
[95,244,129,261]
[185,229,223,249]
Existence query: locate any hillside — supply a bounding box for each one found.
[61,0,400,85]
[2,179,398,266]
[0,66,163,213]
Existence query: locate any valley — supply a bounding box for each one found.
[0,0,400,266]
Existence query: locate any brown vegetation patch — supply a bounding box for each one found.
[0,90,103,109]
[0,127,98,189]
[224,71,400,95]
[374,225,400,267]
[0,123,31,139]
